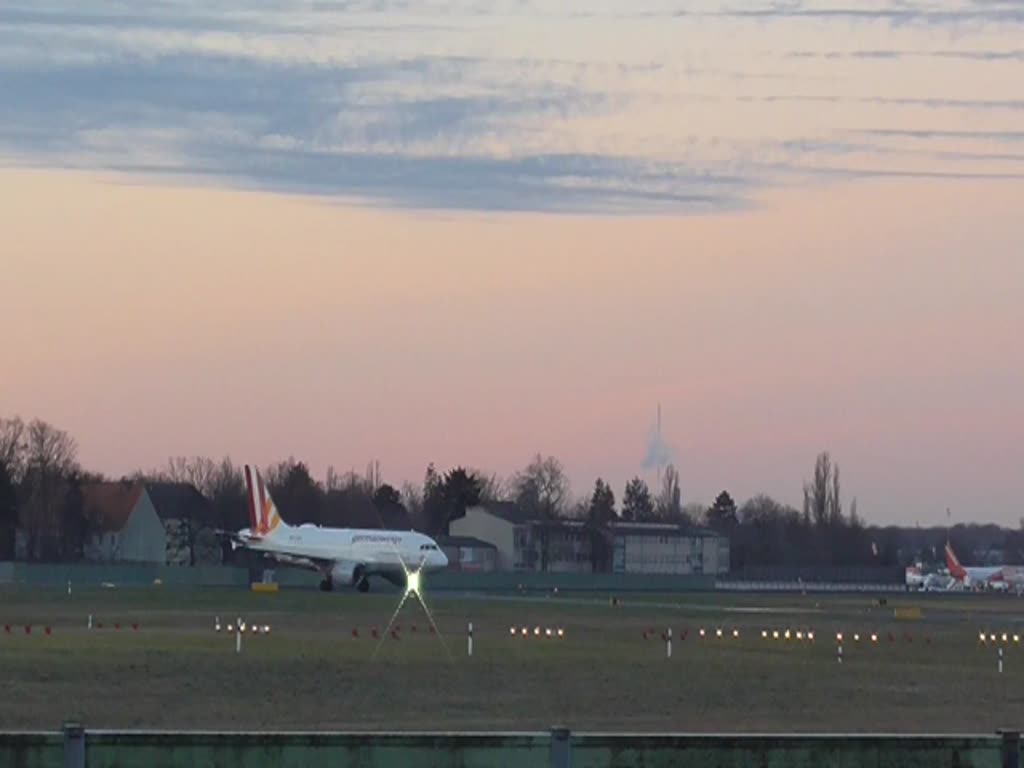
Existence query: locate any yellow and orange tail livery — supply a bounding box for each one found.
[244,464,284,537]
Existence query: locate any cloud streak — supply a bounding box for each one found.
[1,0,1022,212]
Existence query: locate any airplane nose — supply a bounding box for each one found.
[438,551,449,568]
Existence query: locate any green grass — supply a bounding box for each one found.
[2,585,1024,732]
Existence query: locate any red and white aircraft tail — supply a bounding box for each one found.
[944,542,1019,589]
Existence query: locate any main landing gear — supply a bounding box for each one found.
[319,574,370,592]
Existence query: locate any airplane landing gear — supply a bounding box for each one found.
[319,576,333,592]
[357,577,370,593]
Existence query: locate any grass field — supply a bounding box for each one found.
[2,584,1024,733]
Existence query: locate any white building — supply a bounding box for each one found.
[82,481,221,565]
[610,522,729,575]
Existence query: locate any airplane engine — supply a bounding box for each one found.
[330,561,363,586]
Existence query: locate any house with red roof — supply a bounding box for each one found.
[83,480,221,565]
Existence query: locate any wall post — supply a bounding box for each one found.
[63,722,85,768]
[999,730,1020,768]
[550,726,571,768]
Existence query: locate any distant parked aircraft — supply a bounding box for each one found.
[905,564,954,592]
[221,465,448,592]
[944,543,1024,593]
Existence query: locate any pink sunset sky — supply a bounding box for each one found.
[1,0,1023,524]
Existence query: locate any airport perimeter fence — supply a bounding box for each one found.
[2,724,1021,768]
[716,580,907,593]
[727,565,906,584]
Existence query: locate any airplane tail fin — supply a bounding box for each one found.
[244,464,288,538]
[944,542,967,580]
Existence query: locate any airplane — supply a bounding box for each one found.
[905,564,955,592]
[222,464,448,592]
[944,542,1024,593]
[905,564,926,589]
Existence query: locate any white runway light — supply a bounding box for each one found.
[406,570,421,596]
[371,548,450,664]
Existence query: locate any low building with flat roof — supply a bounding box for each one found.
[451,505,729,574]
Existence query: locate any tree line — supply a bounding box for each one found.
[2,414,1021,570]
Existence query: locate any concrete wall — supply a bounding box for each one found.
[728,565,905,584]
[0,562,717,592]
[426,569,716,592]
[2,727,1020,768]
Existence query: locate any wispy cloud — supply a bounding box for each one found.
[1,0,1022,212]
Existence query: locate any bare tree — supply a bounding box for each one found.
[473,470,508,504]
[209,458,247,562]
[511,454,570,519]
[803,451,832,530]
[159,456,219,565]
[401,481,424,528]
[656,464,683,521]
[21,419,79,560]
[511,454,570,571]
[0,460,17,560]
[682,502,706,526]
[164,456,217,495]
[0,416,27,482]
[325,465,341,493]
[365,460,382,494]
[828,462,842,527]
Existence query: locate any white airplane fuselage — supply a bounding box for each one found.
[241,528,446,577]
[231,464,448,592]
[238,524,448,587]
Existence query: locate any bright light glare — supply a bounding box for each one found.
[406,570,421,595]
